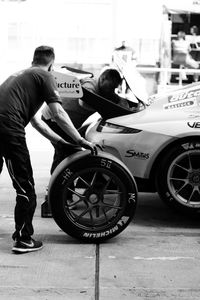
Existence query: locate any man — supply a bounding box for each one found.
[172,31,199,82]
[42,68,130,174]
[0,45,97,254]
[172,31,199,69]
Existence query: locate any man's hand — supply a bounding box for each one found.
[78,138,100,155]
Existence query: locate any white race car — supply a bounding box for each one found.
[84,82,200,215]
[47,65,200,242]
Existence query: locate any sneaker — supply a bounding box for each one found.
[12,238,43,254]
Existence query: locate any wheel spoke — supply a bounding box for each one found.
[90,171,98,186]
[174,182,188,195]
[187,153,193,171]
[101,207,109,222]
[101,202,123,210]
[170,177,188,183]
[67,187,83,198]
[187,187,196,203]
[77,175,92,188]
[66,198,82,207]
[89,210,95,226]
[65,187,86,206]
[104,190,122,195]
[102,176,112,191]
[174,163,189,172]
[73,207,91,222]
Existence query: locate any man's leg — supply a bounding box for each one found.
[1,134,43,253]
[1,135,40,242]
[50,142,77,174]
[6,156,36,241]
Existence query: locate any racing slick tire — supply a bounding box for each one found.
[48,150,137,242]
[155,139,200,215]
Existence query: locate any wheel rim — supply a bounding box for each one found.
[61,167,128,231]
[167,150,200,208]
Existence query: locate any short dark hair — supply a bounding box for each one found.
[99,68,122,90]
[32,46,55,66]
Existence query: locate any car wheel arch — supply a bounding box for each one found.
[149,136,200,187]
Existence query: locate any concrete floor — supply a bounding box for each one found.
[0,133,200,300]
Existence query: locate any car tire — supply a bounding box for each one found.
[48,150,137,242]
[156,139,200,214]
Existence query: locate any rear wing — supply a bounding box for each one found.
[60,65,93,79]
[52,64,134,119]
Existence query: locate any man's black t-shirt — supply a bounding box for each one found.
[0,67,61,136]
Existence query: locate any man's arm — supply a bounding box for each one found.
[30,114,66,144]
[48,102,82,142]
[48,102,98,153]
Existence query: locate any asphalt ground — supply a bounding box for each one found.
[1,127,200,300]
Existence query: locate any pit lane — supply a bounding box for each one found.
[0,132,200,299]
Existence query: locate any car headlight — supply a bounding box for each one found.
[97,120,142,134]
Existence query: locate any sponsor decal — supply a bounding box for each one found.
[147,95,156,106]
[182,142,200,150]
[164,100,195,110]
[125,149,150,159]
[117,216,129,226]
[187,122,200,129]
[168,89,200,103]
[188,114,200,119]
[82,216,129,238]
[55,77,81,94]
[52,71,83,97]
[83,226,118,238]
[57,80,80,90]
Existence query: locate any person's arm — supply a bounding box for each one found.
[48,102,97,153]
[30,114,66,144]
[48,102,82,142]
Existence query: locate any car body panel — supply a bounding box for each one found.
[87,121,175,178]
[85,82,200,186]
